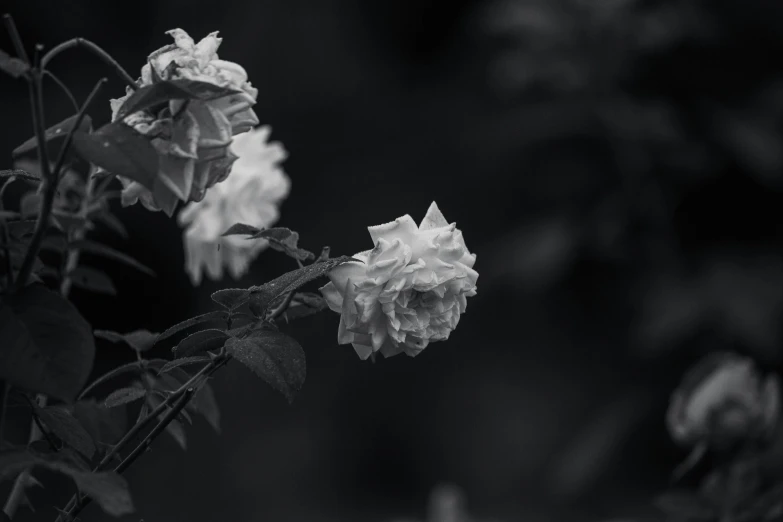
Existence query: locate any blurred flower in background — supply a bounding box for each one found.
[391,483,500,522]
[667,352,780,449]
[178,125,289,285]
[110,28,260,215]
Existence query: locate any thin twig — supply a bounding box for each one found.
[0,383,9,445]
[11,68,54,293]
[41,39,137,91]
[43,71,79,113]
[0,195,14,289]
[32,43,41,71]
[53,77,106,184]
[56,80,106,296]
[2,15,29,64]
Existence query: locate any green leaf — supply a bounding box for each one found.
[115,79,242,121]
[173,329,229,358]
[0,449,38,481]
[94,329,158,352]
[71,400,127,446]
[0,449,133,516]
[151,372,185,392]
[35,405,96,459]
[12,115,94,160]
[77,361,145,401]
[92,210,128,238]
[282,292,328,322]
[69,239,155,277]
[40,235,68,254]
[222,225,314,262]
[147,395,187,450]
[255,228,315,262]
[66,469,133,517]
[655,491,714,520]
[72,122,159,191]
[5,219,38,239]
[164,418,187,450]
[225,330,306,404]
[156,310,229,345]
[190,381,220,433]
[0,285,95,401]
[50,210,90,233]
[158,356,210,375]
[177,408,193,426]
[103,387,146,408]
[68,266,116,296]
[0,169,40,183]
[221,223,262,237]
[248,256,356,317]
[0,49,29,79]
[210,288,250,310]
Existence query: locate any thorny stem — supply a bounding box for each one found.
[41,39,138,91]
[267,290,296,321]
[56,355,230,522]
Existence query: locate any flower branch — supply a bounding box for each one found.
[41,39,137,91]
[56,353,230,522]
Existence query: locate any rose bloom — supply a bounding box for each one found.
[667,352,780,448]
[109,28,259,216]
[320,202,478,360]
[177,126,290,285]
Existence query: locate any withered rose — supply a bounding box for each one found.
[109,29,259,216]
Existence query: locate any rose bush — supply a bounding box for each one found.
[177,126,290,285]
[109,29,259,216]
[320,202,478,360]
[666,352,781,447]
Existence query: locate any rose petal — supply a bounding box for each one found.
[419,201,449,231]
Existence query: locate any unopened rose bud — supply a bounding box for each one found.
[666,352,780,448]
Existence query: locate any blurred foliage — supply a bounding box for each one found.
[480,0,783,518]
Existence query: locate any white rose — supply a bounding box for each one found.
[667,352,780,447]
[319,202,478,360]
[109,29,260,216]
[177,126,290,285]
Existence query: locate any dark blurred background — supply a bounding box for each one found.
[2,0,783,521]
